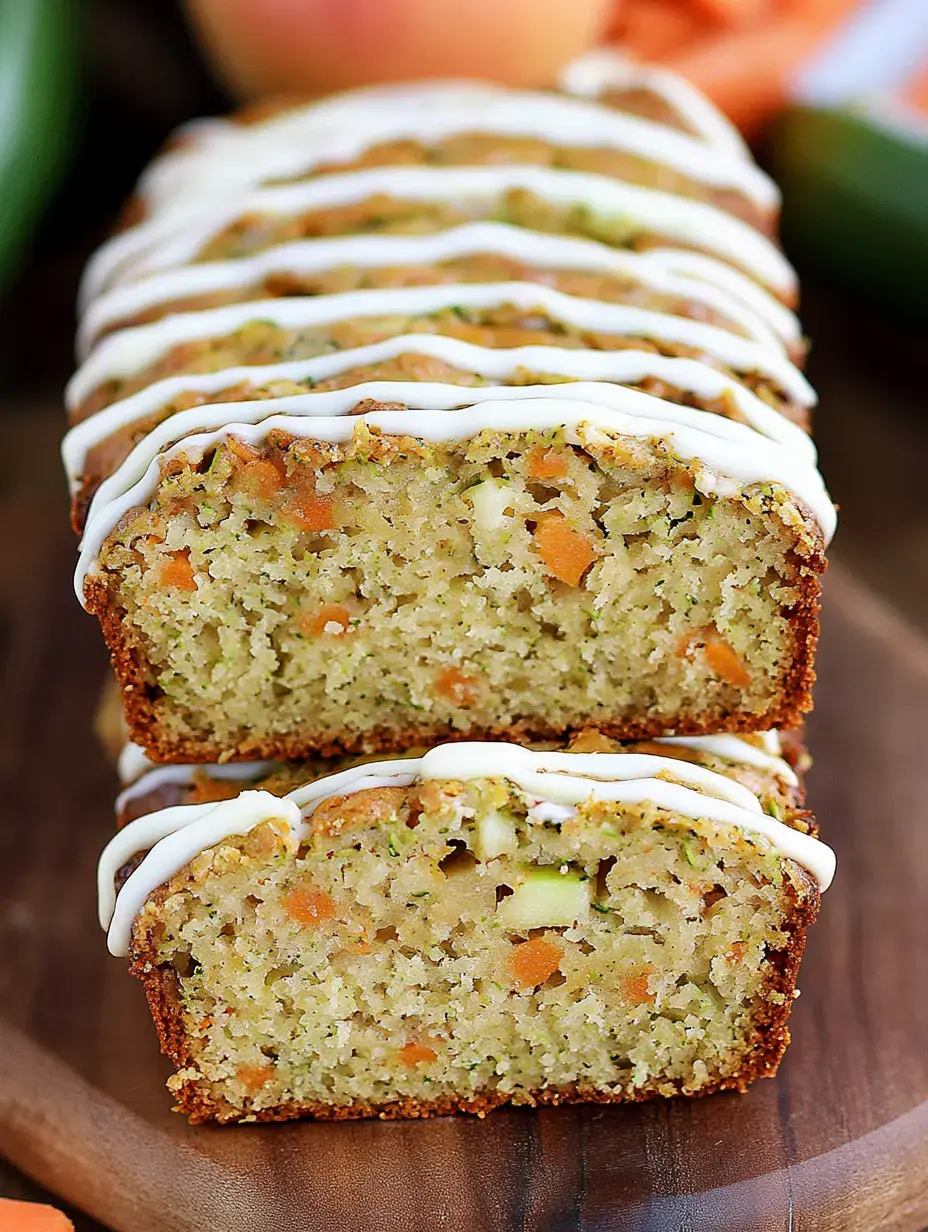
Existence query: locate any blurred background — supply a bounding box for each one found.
[0,0,926,1225]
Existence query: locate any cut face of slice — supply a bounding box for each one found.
[81,414,826,762]
[102,738,829,1122]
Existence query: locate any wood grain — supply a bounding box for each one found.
[1,432,927,1232]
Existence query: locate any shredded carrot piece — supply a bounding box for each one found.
[621,970,655,1006]
[0,1199,76,1231]
[532,511,596,586]
[506,936,562,989]
[727,941,748,964]
[226,434,263,464]
[678,628,752,689]
[302,603,352,637]
[237,1063,275,1094]
[434,666,481,707]
[527,447,569,481]
[397,1042,438,1066]
[286,489,336,532]
[241,458,286,500]
[282,886,337,926]
[704,639,752,689]
[158,550,197,591]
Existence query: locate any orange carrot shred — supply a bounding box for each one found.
[678,628,751,689]
[282,886,337,926]
[286,490,336,532]
[397,1042,438,1066]
[241,458,286,500]
[302,603,352,637]
[226,434,263,464]
[237,1063,275,1094]
[158,550,197,591]
[527,447,569,480]
[621,970,655,1005]
[704,639,752,689]
[506,937,562,989]
[532,511,596,587]
[434,666,481,707]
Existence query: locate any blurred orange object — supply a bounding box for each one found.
[902,62,928,113]
[686,0,773,27]
[613,0,705,59]
[616,0,864,133]
[0,1200,74,1232]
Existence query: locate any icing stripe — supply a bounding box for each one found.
[134,86,777,220]
[68,283,813,413]
[116,758,280,816]
[558,49,750,157]
[75,393,835,603]
[79,165,795,308]
[64,337,815,503]
[653,734,798,786]
[77,378,819,541]
[77,222,792,359]
[99,742,835,955]
[640,248,801,347]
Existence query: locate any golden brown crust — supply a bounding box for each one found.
[131,874,818,1124]
[85,556,822,764]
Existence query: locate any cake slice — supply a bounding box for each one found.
[98,730,833,1123]
[75,384,831,761]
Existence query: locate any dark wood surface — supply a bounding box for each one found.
[1,398,928,1228]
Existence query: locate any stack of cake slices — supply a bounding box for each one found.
[70,50,836,1123]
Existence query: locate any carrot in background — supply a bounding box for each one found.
[0,1199,75,1232]
[613,0,706,60]
[663,2,862,134]
[901,61,928,114]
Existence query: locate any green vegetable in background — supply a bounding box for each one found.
[770,105,928,320]
[0,0,79,292]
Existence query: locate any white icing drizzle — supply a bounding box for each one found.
[78,376,818,548]
[116,741,155,786]
[75,391,835,602]
[653,734,799,786]
[116,758,280,818]
[79,164,795,307]
[99,741,836,956]
[68,282,812,414]
[64,337,814,506]
[558,49,749,158]
[640,248,800,348]
[76,222,794,359]
[757,731,782,756]
[132,85,776,221]
[63,335,815,502]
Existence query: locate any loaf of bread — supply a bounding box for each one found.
[67,52,833,762]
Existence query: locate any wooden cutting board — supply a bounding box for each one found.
[1,505,927,1231]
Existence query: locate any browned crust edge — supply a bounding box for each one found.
[130,872,819,1125]
[85,559,822,764]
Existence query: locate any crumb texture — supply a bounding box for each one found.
[92,428,820,759]
[133,779,817,1121]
